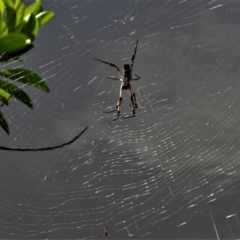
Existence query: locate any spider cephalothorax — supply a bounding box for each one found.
[124,64,131,70]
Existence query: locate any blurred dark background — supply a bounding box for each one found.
[1,0,240,239]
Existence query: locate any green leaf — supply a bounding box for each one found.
[2,0,14,8]
[0,21,8,37]
[14,0,25,32]
[3,0,16,32]
[0,44,33,62]
[0,111,9,134]
[0,33,30,53]
[0,1,5,34]
[0,0,4,15]
[0,87,11,105]
[0,80,33,109]
[0,68,50,92]
[36,11,54,28]
[14,21,24,33]
[22,13,39,41]
[24,0,43,17]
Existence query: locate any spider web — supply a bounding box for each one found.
[1,0,240,239]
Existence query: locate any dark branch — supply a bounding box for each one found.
[0,126,87,151]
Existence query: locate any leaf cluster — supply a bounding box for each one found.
[0,0,54,57]
[0,0,54,134]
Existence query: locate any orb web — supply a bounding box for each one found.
[1,0,240,239]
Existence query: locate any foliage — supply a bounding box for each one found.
[0,0,54,134]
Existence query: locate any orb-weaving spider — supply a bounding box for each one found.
[99,227,108,238]
[95,40,140,120]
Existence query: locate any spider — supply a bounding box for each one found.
[95,40,140,119]
[99,227,108,238]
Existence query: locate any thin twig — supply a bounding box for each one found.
[0,126,87,151]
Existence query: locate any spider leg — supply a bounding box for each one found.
[131,40,138,67]
[116,88,124,118]
[131,74,140,80]
[106,77,120,80]
[129,87,137,116]
[95,58,121,74]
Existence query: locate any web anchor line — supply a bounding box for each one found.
[0,126,88,151]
